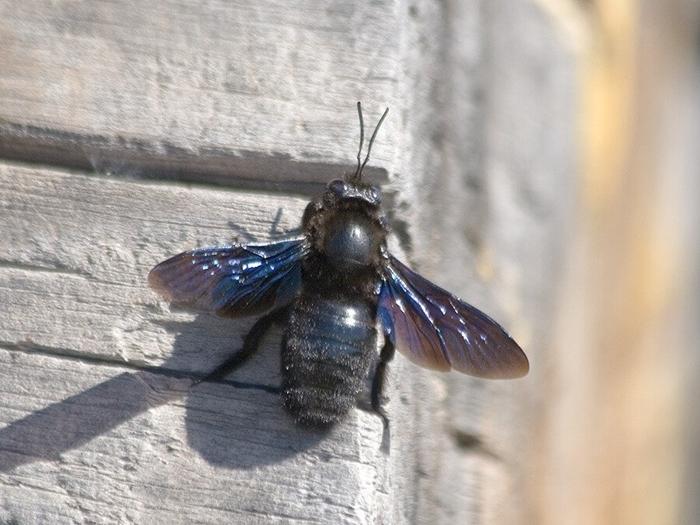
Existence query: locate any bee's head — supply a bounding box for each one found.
[323,178,382,207]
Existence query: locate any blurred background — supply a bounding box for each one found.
[537,2,699,524]
[0,1,698,523]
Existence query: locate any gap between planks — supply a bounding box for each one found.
[0,122,389,196]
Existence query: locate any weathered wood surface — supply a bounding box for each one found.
[0,165,309,369]
[0,0,580,523]
[0,163,440,524]
[0,0,400,189]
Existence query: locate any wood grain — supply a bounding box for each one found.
[0,163,309,368]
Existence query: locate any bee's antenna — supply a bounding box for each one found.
[358,107,389,181]
[351,101,365,181]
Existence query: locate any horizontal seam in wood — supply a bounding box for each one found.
[0,340,276,394]
[0,123,386,196]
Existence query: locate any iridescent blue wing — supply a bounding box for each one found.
[148,236,309,317]
[377,256,529,379]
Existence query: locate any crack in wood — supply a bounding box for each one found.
[0,259,93,279]
[0,341,277,394]
[451,429,503,462]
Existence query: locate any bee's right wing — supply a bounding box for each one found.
[148,236,310,317]
[377,255,529,379]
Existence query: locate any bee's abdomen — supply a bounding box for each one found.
[282,294,376,426]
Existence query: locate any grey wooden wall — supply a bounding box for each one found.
[0,1,577,523]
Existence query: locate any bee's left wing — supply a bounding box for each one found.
[148,236,310,317]
[377,255,529,379]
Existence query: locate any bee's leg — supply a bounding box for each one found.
[371,338,395,452]
[193,305,290,386]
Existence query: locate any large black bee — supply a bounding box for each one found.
[149,103,528,438]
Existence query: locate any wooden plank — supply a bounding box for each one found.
[0,162,309,369]
[0,160,450,523]
[0,0,400,187]
[0,347,435,524]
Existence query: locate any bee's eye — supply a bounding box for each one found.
[328,179,347,195]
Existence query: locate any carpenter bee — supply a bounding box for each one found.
[149,103,528,441]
